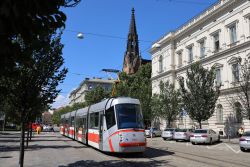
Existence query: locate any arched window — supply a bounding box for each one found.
[234,102,243,123]
[158,55,163,73]
[216,104,223,123]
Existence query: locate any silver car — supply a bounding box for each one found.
[174,128,193,141]
[162,128,175,140]
[239,131,250,152]
[145,128,162,137]
[190,129,220,145]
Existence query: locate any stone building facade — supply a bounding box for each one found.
[69,78,115,106]
[150,0,250,135]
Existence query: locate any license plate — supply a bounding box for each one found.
[195,136,201,138]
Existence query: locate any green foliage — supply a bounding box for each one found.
[2,32,67,125]
[116,64,152,126]
[52,102,87,125]
[158,81,182,128]
[230,58,250,120]
[178,62,220,128]
[85,85,111,106]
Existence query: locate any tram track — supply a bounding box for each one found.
[160,147,249,167]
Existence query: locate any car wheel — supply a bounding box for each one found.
[163,138,166,141]
[217,136,220,142]
[209,138,213,145]
[191,142,195,145]
[240,147,245,152]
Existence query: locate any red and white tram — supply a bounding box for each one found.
[60,97,146,153]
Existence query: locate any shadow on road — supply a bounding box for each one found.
[58,159,172,167]
[103,146,175,159]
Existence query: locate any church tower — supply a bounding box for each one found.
[122,8,141,75]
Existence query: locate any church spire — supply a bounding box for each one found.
[129,8,137,35]
[123,8,140,75]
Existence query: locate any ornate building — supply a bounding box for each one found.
[123,8,150,75]
[151,0,250,135]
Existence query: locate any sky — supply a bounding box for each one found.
[52,0,218,109]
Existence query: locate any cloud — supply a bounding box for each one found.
[51,94,69,109]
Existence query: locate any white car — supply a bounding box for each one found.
[162,128,175,140]
[190,129,220,145]
[173,128,193,141]
[145,128,162,137]
[239,131,250,152]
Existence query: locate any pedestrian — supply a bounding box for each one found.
[36,125,41,135]
[238,127,244,137]
[150,127,153,138]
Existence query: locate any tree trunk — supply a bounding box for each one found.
[29,123,32,141]
[198,121,202,129]
[26,123,29,148]
[19,119,25,167]
[167,119,171,128]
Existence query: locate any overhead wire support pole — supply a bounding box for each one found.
[101,69,121,96]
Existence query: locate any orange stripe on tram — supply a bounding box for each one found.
[108,129,145,151]
[88,133,100,143]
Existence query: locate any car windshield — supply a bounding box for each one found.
[243,131,250,136]
[164,128,174,131]
[115,103,144,129]
[175,129,187,132]
[194,130,207,133]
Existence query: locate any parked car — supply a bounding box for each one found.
[239,131,250,152]
[190,129,220,145]
[173,128,193,141]
[162,128,175,140]
[43,125,54,132]
[145,127,162,137]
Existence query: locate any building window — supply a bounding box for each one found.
[216,104,223,123]
[199,40,206,58]
[215,68,222,85]
[234,102,242,123]
[229,24,237,44]
[213,33,220,52]
[187,46,193,63]
[178,52,182,67]
[158,55,163,73]
[232,63,239,82]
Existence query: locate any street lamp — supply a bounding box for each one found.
[77,32,84,39]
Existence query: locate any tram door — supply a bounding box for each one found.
[82,116,87,144]
[99,111,104,150]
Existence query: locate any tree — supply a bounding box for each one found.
[227,58,250,120]
[150,94,162,128]
[158,81,182,128]
[52,102,87,125]
[2,32,67,167]
[85,85,111,106]
[116,64,152,126]
[178,62,220,129]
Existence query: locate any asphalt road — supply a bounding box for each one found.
[0,132,249,167]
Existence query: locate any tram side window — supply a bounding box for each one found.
[106,106,116,129]
[89,112,99,129]
[76,117,83,128]
[71,116,75,126]
[82,117,86,129]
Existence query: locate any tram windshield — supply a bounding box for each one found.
[115,104,144,129]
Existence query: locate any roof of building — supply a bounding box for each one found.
[151,0,233,49]
[69,78,116,97]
